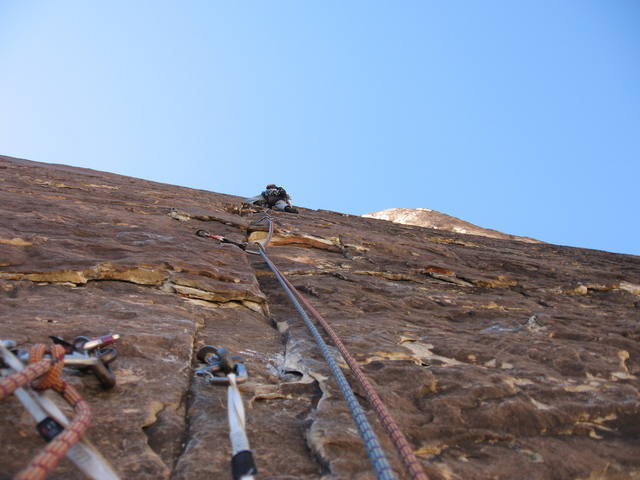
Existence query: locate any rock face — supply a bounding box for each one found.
[363,208,540,243]
[1,154,639,480]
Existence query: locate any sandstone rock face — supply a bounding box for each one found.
[1,154,639,480]
[363,208,540,244]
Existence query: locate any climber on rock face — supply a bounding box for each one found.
[244,184,299,213]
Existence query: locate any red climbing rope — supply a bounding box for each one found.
[202,215,429,479]
[265,257,429,480]
[0,358,51,399]
[1,343,92,480]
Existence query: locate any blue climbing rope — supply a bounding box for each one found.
[255,244,397,480]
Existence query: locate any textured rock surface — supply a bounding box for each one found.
[1,154,639,480]
[363,208,540,243]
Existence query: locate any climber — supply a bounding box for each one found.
[243,184,299,213]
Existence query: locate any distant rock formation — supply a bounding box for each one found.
[1,154,639,480]
[364,207,541,243]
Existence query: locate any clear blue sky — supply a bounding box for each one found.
[1,1,639,256]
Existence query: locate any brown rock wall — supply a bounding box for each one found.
[1,154,639,479]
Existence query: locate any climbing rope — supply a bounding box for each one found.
[256,244,397,480]
[1,339,120,480]
[252,215,428,480]
[270,266,429,480]
[196,346,257,480]
[226,373,254,480]
[0,353,52,400]
[1,343,91,480]
[198,213,428,479]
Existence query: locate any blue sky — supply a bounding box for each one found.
[1,1,639,256]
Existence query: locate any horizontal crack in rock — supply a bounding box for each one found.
[168,208,249,229]
[566,282,640,296]
[426,236,482,248]
[248,230,341,252]
[0,263,168,285]
[171,283,263,304]
[0,237,35,246]
[1,267,266,313]
[352,270,421,282]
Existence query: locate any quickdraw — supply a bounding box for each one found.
[196,211,274,251]
[196,230,249,250]
[196,346,256,480]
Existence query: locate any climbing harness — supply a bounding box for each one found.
[196,346,257,480]
[0,338,120,480]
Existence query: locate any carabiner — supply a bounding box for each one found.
[196,345,248,385]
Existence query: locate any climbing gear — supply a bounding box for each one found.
[249,218,428,480]
[13,334,121,389]
[196,229,225,241]
[76,334,119,352]
[196,229,248,250]
[197,214,428,479]
[55,333,119,389]
[196,346,248,385]
[195,212,273,250]
[196,346,257,480]
[254,245,397,480]
[246,212,274,250]
[198,219,397,479]
[0,340,120,480]
[267,268,429,480]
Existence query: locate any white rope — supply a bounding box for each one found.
[227,373,251,454]
[227,373,255,480]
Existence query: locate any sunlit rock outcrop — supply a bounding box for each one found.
[364,208,540,243]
